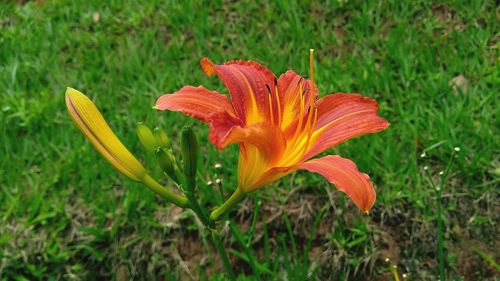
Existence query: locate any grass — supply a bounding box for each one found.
[1,0,498,280]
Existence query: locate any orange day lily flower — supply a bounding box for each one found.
[155,50,389,212]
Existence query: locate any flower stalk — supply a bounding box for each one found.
[210,187,247,221]
[142,174,189,208]
[211,229,236,281]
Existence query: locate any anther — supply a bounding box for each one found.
[265,84,272,95]
[297,77,304,86]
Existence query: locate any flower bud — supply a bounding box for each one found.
[136,122,158,154]
[156,148,179,183]
[65,88,146,181]
[153,127,171,149]
[181,126,198,190]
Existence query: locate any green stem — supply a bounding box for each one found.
[211,230,236,281]
[187,192,214,228]
[210,186,247,221]
[142,174,189,208]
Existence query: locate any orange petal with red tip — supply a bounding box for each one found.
[155,85,236,123]
[200,58,276,124]
[304,93,389,159]
[298,155,376,212]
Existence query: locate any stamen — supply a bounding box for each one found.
[265,84,272,95]
[265,84,274,124]
[305,49,317,129]
[297,77,304,87]
[299,108,318,159]
[274,80,282,126]
[292,82,305,140]
[299,83,305,114]
[309,107,318,134]
[277,51,319,166]
[267,90,275,124]
[304,90,315,127]
[289,49,318,162]
[309,49,315,92]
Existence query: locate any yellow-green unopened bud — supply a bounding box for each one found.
[153,127,171,149]
[65,88,146,182]
[181,126,198,190]
[156,148,179,183]
[137,123,158,154]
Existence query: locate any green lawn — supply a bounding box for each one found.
[1,0,498,280]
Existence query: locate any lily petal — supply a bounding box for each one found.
[220,122,286,163]
[208,110,244,150]
[201,58,276,124]
[155,85,236,122]
[298,155,376,212]
[278,70,317,130]
[155,86,244,150]
[244,166,294,192]
[304,93,389,159]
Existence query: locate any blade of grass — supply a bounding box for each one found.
[279,234,292,279]
[474,248,500,271]
[304,203,329,262]
[283,214,299,280]
[229,221,261,276]
[211,230,236,281]
[246,195,261,247]
[263,221,271,265]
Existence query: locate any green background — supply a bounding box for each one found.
[0,0,498,280]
